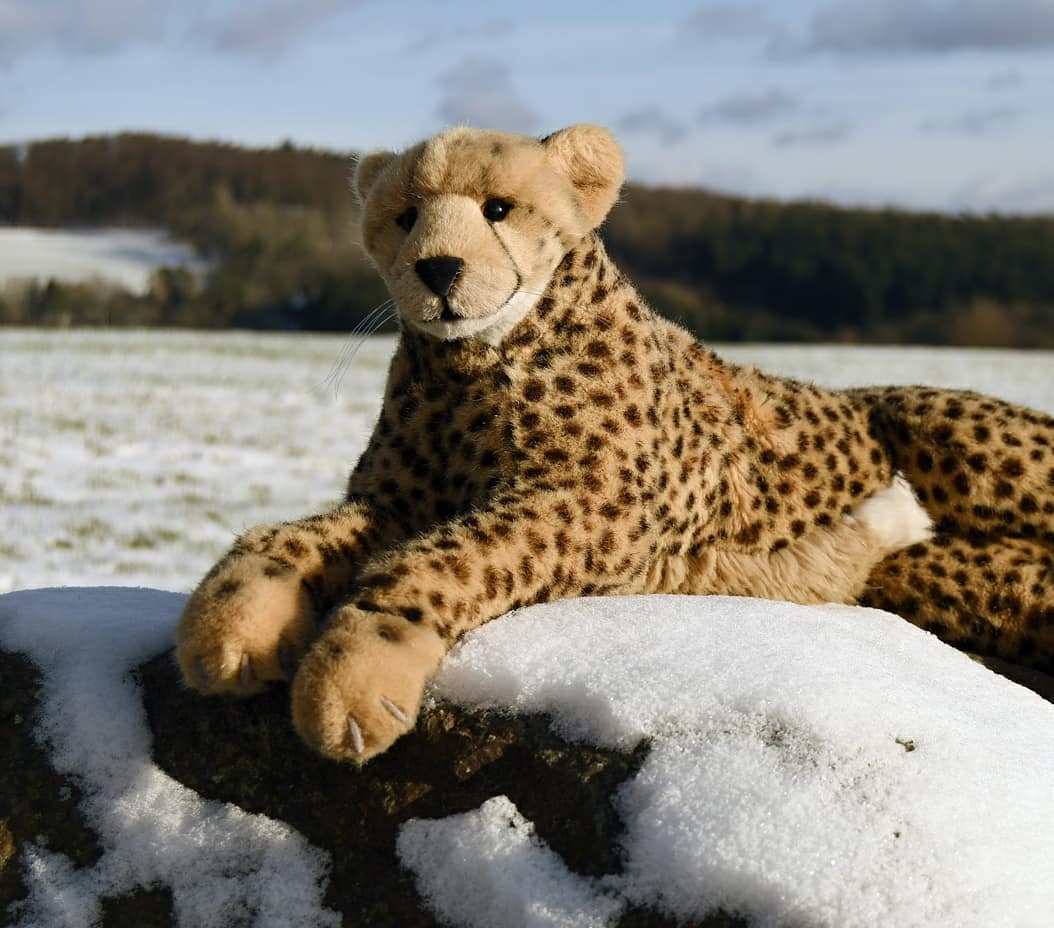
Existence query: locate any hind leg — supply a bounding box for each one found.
[861,535,1054,674]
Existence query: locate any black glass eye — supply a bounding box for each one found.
[395,207,418,232]
[482,198,513,222]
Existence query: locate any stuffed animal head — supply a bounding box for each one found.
[353,124,624,345]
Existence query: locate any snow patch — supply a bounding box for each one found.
[0,228,208,295]
[400,595,1054,928]
[0,587,339,928]
[397,796,622,928]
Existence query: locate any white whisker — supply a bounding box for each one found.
[321,301,392,382]
[319,299,397,397]
[361,307,398,340]
[341,308,397,367]
[350,298,397,338]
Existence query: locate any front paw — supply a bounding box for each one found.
[177,556,316,696]
[290,607,446,764]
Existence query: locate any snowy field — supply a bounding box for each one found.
[0,227,206,294]
[2,326,1053,596]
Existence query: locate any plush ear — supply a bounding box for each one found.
[353,150,396,204]
[542,125,625,229]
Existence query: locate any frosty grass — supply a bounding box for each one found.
[3,327,1051,596]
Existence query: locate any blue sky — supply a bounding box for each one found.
[1,0,1052,213]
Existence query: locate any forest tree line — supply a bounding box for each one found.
[1,133,1052,346]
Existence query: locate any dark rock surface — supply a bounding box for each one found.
[141,651,651,926]
[5,638,1051,927]
[1,646,749,927]
[0,651,103,923]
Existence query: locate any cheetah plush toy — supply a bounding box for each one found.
[178,124,1054,763]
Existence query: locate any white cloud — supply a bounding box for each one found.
[206,0,362,57]
[771,119,852,147]
[950,173,1054,214]
[986,69,1023,91]
[792,0,1054,57]
[678,1,1054,61]
[920,105,1019,135]
[679,2,778,41]
[699,89,799,126]
[0,0,159,61]
[617,106,689,145]
[436,57,538,134]
[0,0,363,63]
[404,17,515,56]
[697,88,852,150]
[697,162,765,197]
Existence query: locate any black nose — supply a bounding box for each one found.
[415,256,463,297]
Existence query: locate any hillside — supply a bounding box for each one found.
[2,133,1053,345]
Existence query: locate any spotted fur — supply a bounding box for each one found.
[177,125,1054,763]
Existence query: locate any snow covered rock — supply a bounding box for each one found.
[2,587,1054,928]
[0,588,652,927]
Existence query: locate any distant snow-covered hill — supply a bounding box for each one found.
[0,227,207,294]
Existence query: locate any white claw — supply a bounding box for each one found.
[380,696,409,726]
[239,653,251,687]
[347,715,365,754]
